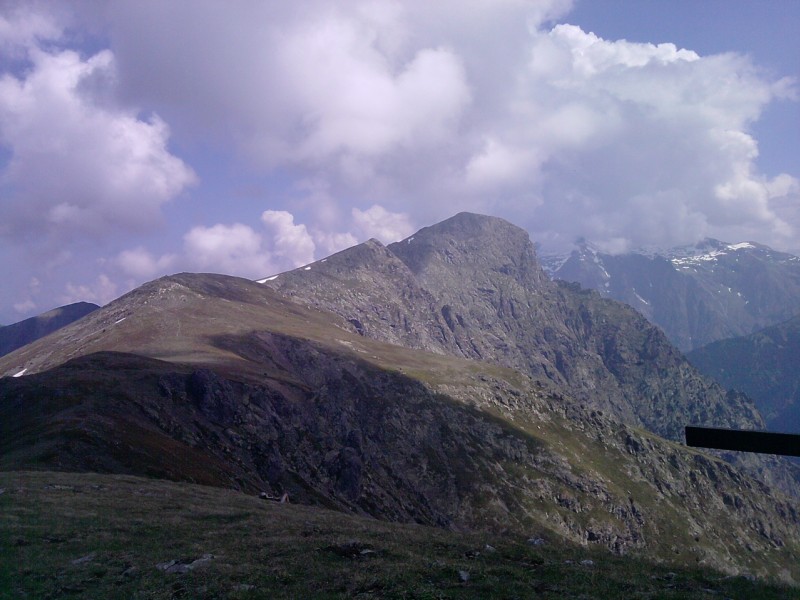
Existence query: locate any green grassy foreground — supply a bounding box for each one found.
[1,471,794,599]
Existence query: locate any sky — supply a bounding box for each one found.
[0,0,798,324]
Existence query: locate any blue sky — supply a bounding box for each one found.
[0,0,798,324]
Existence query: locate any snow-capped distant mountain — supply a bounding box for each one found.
[545,239,800,351]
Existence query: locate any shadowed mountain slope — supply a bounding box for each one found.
[688,315,800,434]
[0,302,99,357]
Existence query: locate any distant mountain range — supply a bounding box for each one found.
[1,213,798,582]
[543,239,800,352]
[0,302,99,357]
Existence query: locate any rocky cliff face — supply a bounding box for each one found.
[264,213,762,443]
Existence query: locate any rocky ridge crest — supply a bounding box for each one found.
[264,213,763,443]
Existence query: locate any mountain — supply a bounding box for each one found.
[1,215,799,581]
[688,315,800,434]
[263,214,762,443]
[0,302,100,357]
[546,239,800,351]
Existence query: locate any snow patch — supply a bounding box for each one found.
[13,368,27,378]
[257,275,279,283]
[727,242,755,251]
[114,317,126,325]
[407,236,415,244]
[303,266,311,271]
[671,249,726,266]
[633,290,650,306]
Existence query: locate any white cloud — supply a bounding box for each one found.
[546,24,699,77]
[62,274,118,306]
[110,210,319,287]
[495,22,799,250]
[110,0,800,253]
[107,1,475,169]
[465,138,542,188]
[180,210,318,278]
[1,0,798,324]
[13,299,36,314]
[0,5,61,55]
[261,210,316,266]
[116,247,177,279]
[0,23,196,241]
[183,223,270,278]
[313,231,360,257]
[352,205,414,243]
[278,22,471,160]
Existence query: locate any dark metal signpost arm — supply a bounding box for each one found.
[685,426,800,457]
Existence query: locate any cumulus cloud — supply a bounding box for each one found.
[62,274,118,306]
[0,10,196,242]
[261,210,316,266]
[313,231,360,257]
[13,299,36,314]
[183,223,271,278]
[277,28,471,160]
[116,247,177,279]
[97,1,797,252]
[0,5,61,56]
[109,205,408,288]
[352,205,414,243]
[517,25,798,250]
[182,210,319,278]
[114,209,320,283]
[108,1,474,166]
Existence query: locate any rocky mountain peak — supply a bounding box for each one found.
[261,213,764,445]
[389,212,547,290]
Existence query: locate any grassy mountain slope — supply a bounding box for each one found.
[3,470,797,599]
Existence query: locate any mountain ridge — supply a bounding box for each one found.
[3,306,798,577]
[264,213,763,443]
